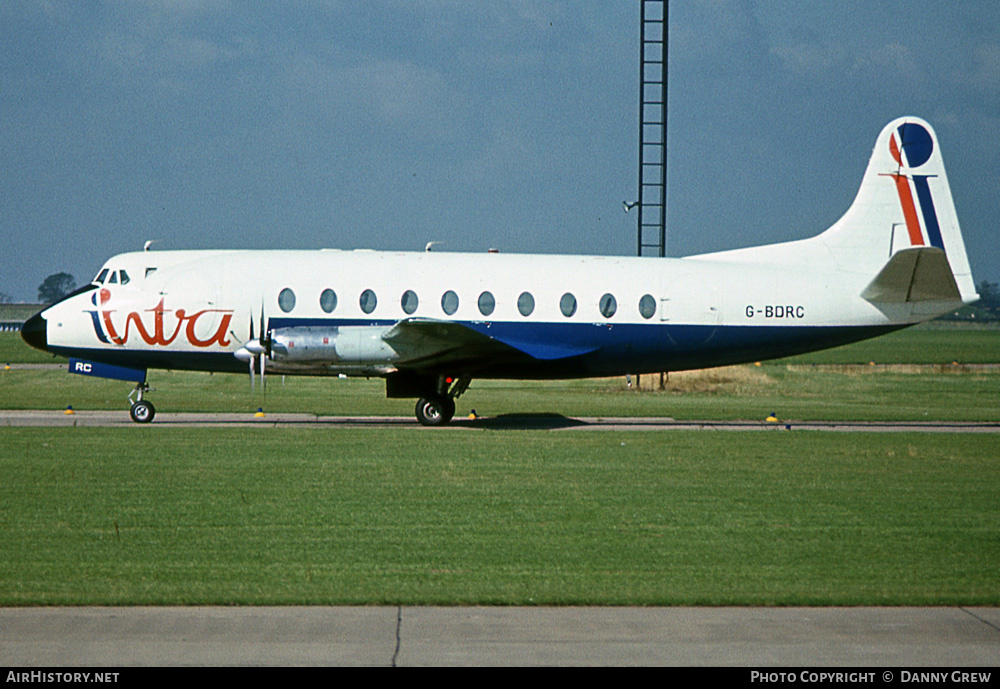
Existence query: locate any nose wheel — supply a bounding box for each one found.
[129,399,156,423]
[128,382,155,423]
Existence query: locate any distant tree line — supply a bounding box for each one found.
[37,272,77,304]
[977,280,999,311]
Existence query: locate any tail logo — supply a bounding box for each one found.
[886,122,944,250]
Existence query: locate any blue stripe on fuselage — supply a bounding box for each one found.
[268,317,905,376]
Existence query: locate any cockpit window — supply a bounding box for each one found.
[95,269,109,284]
[119,269,130,285]
[108,271,118,284]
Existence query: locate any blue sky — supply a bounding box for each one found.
[3,1,999,301]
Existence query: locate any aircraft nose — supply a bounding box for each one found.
[21,312,48,352]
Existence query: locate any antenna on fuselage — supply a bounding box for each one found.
[425,242,444,252]
[143,240,159,251]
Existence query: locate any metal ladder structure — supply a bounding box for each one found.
[636,0,668,258]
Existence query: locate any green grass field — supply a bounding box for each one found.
[1,324,997,606]
[1,428,996,606]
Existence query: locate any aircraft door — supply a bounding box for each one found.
[658,273,720,348]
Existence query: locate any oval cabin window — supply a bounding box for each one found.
[599,293,617,319]
[320,289,338,313]
[401,290,419,315]
[517,292,535,317]
[478,291,495,317]
[639,294,656,319]
[560,293,577,317]
[359,289,377,314]
[278,288,296,313]
[441,290,459,316]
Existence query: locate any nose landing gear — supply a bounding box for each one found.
[128,382,155,423]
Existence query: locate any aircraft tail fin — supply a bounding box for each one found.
[819,117,978,305]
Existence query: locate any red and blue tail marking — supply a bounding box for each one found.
[887,122,944,250]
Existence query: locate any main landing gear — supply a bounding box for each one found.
[415,395,456,426]
[128,382,155,423]
[412,376,470,427]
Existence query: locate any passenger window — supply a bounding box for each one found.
[278,288,296,313]
[402,290,419,315]
[320,289,337,313]
[639,294,656,319]
[517,292,535,317]
[360,289,377,314]
[441,290,459,316]
[599,293,617,318]
[95,269,109,284]
[478,291,495,317]
[119,269,130,285]
[560,293,577,317]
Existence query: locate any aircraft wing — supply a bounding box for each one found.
[383,318,597,370]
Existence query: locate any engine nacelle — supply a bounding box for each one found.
[269,326,398,364]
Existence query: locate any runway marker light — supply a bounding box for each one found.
[254,407,266,418]
[765,412,779,423]
[64,405,74,415]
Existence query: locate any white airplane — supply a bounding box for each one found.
[22,117,978,425]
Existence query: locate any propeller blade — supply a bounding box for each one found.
[259,304,268,393]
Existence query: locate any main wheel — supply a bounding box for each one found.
[129,400,155,424]
[415,395,455,426]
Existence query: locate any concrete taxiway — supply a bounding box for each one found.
[2,409,999,432]
[2,606,998,666]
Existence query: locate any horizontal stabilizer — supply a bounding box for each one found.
[861,247,962,304]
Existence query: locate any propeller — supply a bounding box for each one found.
[234,307,269,393]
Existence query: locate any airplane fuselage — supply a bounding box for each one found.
[34,247,921,380]
[22,118,978,424]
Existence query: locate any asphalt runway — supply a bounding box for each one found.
[2,606,998,666]
[2,409,999,432]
